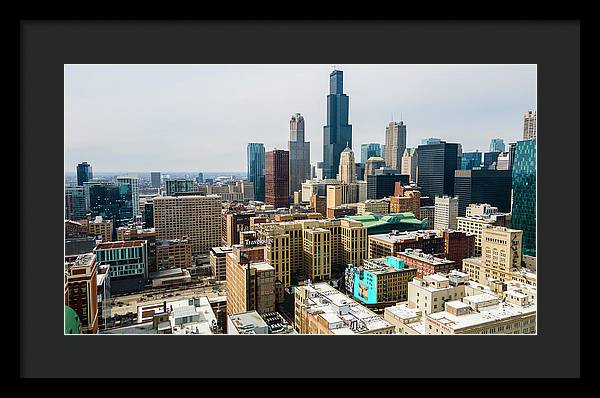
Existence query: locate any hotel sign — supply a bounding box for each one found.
[244,239,273,247]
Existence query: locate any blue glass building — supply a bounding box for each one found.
[489,138,506,152]
[511,139,536,256]
[483,151,501,169]
[76,162,93,186]
[461,151,482,170]
[323,70,352,179]
[247,143,265,201]
[361,143,382,164]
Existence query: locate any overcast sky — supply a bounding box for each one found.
[64,64,536,173]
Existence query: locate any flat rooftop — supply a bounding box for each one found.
[369,230,441,244]
[427,300,536,332]
[95,240,146,250]
[302,283,393,334]
[398,250,454,265]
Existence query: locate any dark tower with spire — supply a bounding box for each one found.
[323,69,352,179]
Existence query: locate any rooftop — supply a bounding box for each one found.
[369,229,441,244]
[94,240,146,250]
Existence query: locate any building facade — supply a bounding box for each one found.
[383,120,407,172]
[152,195,222,258]
[76,162,93,186]
[434,196,459,230]
[288,113,311,196]
[523,111,537,140]
[247,143,266,202]
[417,141,460,199]
[265,149,290,209]
[401,147,418,183]
[65,253,99,334]
[323,69,353,179]
[511,138,536,256]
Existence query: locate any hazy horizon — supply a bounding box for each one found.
[65,64,537,172]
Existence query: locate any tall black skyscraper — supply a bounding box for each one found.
[76,162,93,186]
[454,169,512,216]
[417,141,459,199]
[323,69,352,179]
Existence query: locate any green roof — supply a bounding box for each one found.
[64,305,81,335]
[345,212,425,229]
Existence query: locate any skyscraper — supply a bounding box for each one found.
[383,121,407,172]
[87,181,133,229]
[338,145,356,184]
[265,149,290,209]
[483,151,501,169]
[401,148,418,183]
[523,111,537,140]
[65,186,87,221]
[489,138,506,152]
[150,172,161,188]
[417,141,460,199]
[460,151,482,170]
[165,179,194,196]
[117,176,140,219]
[361,143,382,164]
[454,169,512,216]
[511,138,536,256]
[323,69,352,179]
[76,162,93,186]
[247,143,265,202]
[288,113,311,195]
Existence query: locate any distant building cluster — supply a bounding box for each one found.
[65,68,536,335]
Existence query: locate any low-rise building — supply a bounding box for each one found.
[227,310,296,334]
[294,282,395,334]
[368,229,445,259]
[65,253,99,334]
[345,256,417,306]
[156,238,193,270]
[357,198,390,214]
[395,248,457,278]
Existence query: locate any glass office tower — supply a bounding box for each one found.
[417,141,460,199]
[461,151,482,170]
[323,69,353,179]
[247,143,265,202]
[76,162,93,186]
[361,143,382,164]
[511,138,536,257]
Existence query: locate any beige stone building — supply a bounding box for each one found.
[408,271,469,315]
[457,216,505,256]
[390,190,421,217]
[294,282,394,335]
[357,199,389,214]
[302,227,331,282]
[338,146,357,184]
[153,195,222,258]
[341,219,368,267]
[209,246,231,281]
[81,216,113,242]
[225,244,275,316]
[401,147,418,183]
[434,195,458,230]
[156,238,193,270]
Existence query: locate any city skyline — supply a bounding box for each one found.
[64,64,536,173]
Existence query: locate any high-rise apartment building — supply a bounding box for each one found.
[361,143,382,164]
[150,172,161,189]
[401,148,418,183]
[117,176,140,219]
[65,253,99,334]
[265,149,290,209]
[76,162,93,186]
[323,69,352,179]
[338,146,357,184]
[523,111,537,140]
[303,227,332,282]
[247,143,265,202]
[225,245,276,316]
[454,169,512,216]
[511,139,536,257]
[152,195,222,258]
[417,141,460,199]
[383,121,407,172]
[288,113,311,196]
[434,196,459,230]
